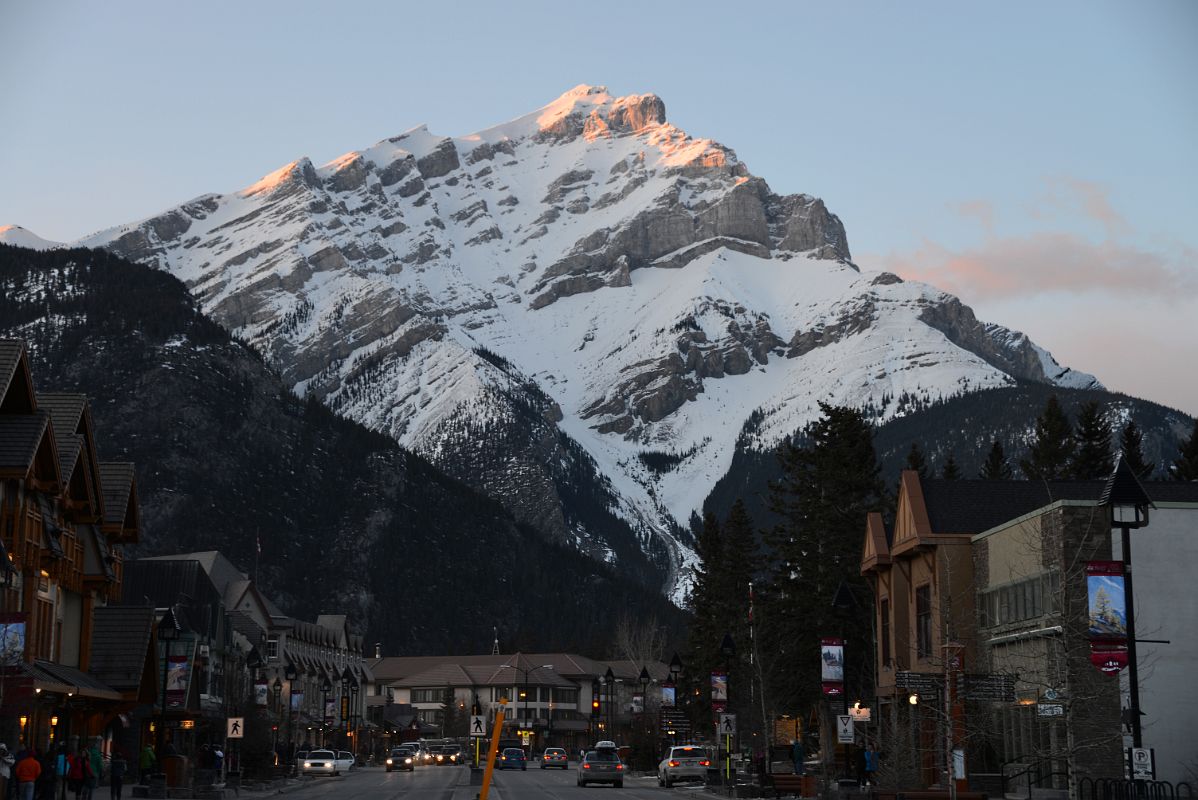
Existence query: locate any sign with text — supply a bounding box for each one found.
[836,715,854,744]
[895,671,942,694]
[848,706,871,721]
[1129,748,1155,780]
[1091,643,1129,675]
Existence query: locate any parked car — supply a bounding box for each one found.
[578,748,624,787]
[498,747,527,770]
[540,747,568,769]
[300,750,344,776]
[657,744,710,787]
[385,746,416,772]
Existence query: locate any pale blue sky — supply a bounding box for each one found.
[2,0,1195,414]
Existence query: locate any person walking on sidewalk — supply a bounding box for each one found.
[14,750,41,800]
[0,744,14,800]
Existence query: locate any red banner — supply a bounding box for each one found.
[821,637,844,696]
[1090,644,1129,675]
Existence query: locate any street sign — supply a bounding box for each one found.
[848,706,871,721]
[469,715,487,737]
[226,717,244,739]
[895,671,942,694]
[1036,704,1064,717]
[719,714,737,735]
[836,715,854,744]
[1129,748,1154,780]
[958,673,1017,702]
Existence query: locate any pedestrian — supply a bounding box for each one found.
[790,739,805,776]
[137,745,154,785]
[83,740,102,800]
[14,750,40,800]
[66,750,85,800]
[863,747,878,786]
[0,744,14,800]
[108,751,126,800]
[0,744,13,800]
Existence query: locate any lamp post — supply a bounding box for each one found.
[272,678,282,763]
[604,667,615,739]
[501,659,553,749]
[284,664,297,759]
[1101,457,1154,752]
[157,608,181,763]
[668,652,683,746]
[638,666,651,756]
[321,678,333,746]
[349,676,360,744]
[720,633,736,787]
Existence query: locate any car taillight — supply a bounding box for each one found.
[669,760,680,767]
[583,763,591,769]
[616,764,624,770]
[700,759,711,766]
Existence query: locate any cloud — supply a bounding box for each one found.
[876,232,1197,302]
[1033,176,1131,238]
[950,199,995,234]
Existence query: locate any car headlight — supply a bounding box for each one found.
[303,762,312,768]
[385,758,393,765]
[404,758,412,764]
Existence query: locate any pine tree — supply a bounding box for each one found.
[1070,401,1114,479]
[979,439,1013,480]
[1172,418,1198,481]
[904,442,931,479]
[941,452,961,480]
[763,404,887,714]
[685,512,726,708]
[1020,395,1075,480]
[1118,420,1154,480]
[722,500,755,633]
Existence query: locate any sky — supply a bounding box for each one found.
[1,0,1195,415]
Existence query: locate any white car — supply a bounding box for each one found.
[300,749,353,776]
[657,744,711,788]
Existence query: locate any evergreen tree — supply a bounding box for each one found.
[904,442,931,479]
[762,404,887,715]
[1020,395,1075,480]
[1172,418,1198,481]
[1070,401,1114,479]
[685,512,725,713]
[1119,420,1154,480]
[722,500,756,638]
[941,452,961,480]
[979,439,1014,480]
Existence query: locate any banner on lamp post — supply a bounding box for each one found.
[661,684,675,707]
[1090,643,1129,675]
[711,672,727,712]
[254,681,268,706]
[166,655,191,708]
[290,690,303,712]
[324,699,336,725]
[1086,562,1128,640]
[821,637,844,697]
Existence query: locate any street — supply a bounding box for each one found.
[264,764,710,800]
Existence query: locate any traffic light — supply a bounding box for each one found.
[591,678,601,717]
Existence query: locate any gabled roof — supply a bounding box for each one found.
[0,340,36,414]
[860,511,891,575]
[0,410,61,486]
[40,393,104,517]
[99,462,139,541]
[89,605,156,692]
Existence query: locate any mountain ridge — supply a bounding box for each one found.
[7,85,1103,599]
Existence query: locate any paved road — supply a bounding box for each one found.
[272,763,709,800]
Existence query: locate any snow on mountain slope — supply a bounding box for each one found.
[63,84,1100,600]
[0,225,61,250]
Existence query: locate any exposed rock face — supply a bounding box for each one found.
[73,84,1101,601]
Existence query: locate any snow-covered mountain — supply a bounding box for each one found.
[0,225,60,250]
[23,85,1101,599]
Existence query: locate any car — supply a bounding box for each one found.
[300,750,343,776]
[498,747,527,770]
[384,746,416,772]
[402,742,429,766]
[439,744,464,765]
[335,751,355,773]
[578,748,624,788]
[657,744,711,788]
[540,747,568,769]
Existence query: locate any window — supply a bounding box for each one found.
[880,598,892,666]
[915,585,932,659]
[411,688,441,703]
[552,687,578,704]
[979,572,1058,628]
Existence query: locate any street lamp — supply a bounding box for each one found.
[501,659,552,746]
[1100,457,1154,750]
[321,677,333,746]
[284,664,298,758]
[156,608,181,763]
[719,633,736,786]
[604,667,615,738]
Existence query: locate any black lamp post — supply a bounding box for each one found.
[321,677,333,746]
[349,676,360,741]
[638,666,651,749]
[156,608,181,763]
[668,653,683,745]
[341,667,353,738]
[284,664,297,757]
[1100,457,1154,751]
[604,667,615,738]
[719,633,736,786]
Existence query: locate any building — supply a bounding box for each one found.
[368,652,669,753]
[1,340,149,755]
[862,471,1198,790]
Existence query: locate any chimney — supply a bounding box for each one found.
[374,642,382,659]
